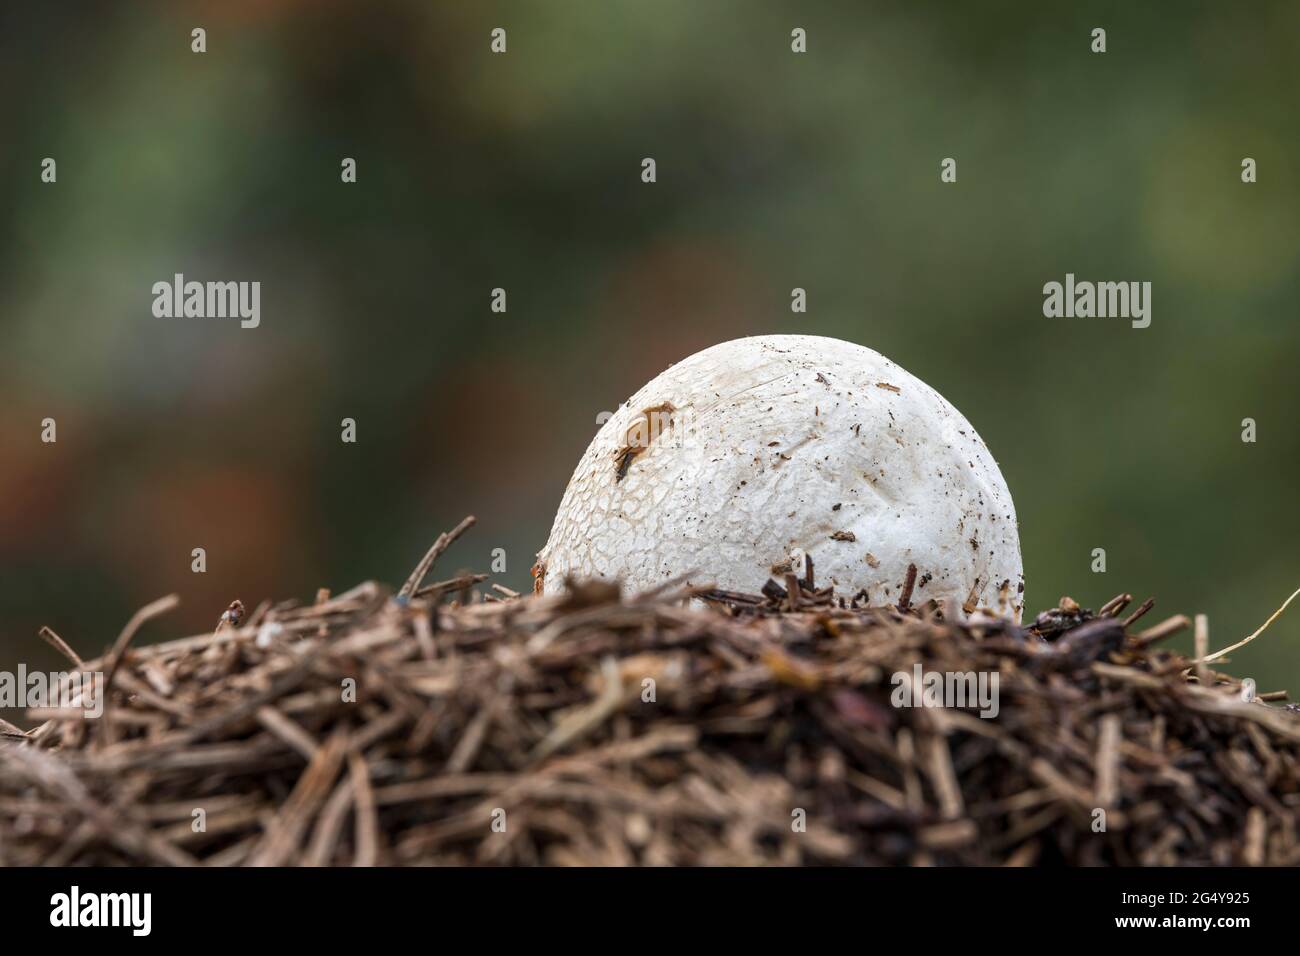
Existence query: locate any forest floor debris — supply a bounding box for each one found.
[1,518,1297,866]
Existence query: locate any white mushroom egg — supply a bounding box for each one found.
[536,334,1024,620]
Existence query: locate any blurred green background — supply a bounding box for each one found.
[1,1,1297,702]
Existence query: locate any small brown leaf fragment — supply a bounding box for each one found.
[830,530,856,542]
[613,402,676,482]
[761,648,820,691]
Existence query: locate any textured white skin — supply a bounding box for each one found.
[538,335,1024,620]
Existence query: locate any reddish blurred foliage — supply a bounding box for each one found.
[594,238,765,376]
[0,404,81,555]
[409,356,556,508]
[98,463,306,635]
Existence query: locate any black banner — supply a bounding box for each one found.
[1,866,1279,942]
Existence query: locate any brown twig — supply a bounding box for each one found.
[897,563,918,613]
[399,516,477,598]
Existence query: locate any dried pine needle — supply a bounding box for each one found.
[1197,585,1300,665]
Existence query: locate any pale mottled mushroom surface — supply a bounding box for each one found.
[538,334,1024,620]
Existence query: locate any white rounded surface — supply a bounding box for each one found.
[537,334,1024,620]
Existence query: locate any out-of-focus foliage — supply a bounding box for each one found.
[1,2,1296,691]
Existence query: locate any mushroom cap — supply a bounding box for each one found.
[537,334,1024,620]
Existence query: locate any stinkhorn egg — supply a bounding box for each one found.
[536,334,1024,621]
